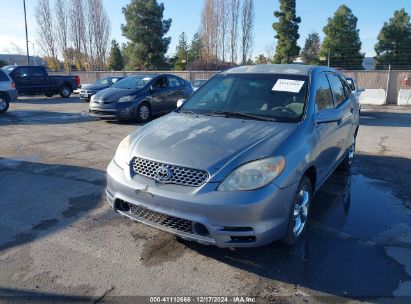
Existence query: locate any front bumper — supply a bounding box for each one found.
[106,160,298,248]
[89,103,134,119]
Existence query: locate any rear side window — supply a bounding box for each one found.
[30,67,47,77]
[168,76,182,88]
[314,73,334,111]
[0,70,9,81]
[327,73,346,107]
[341,77,352,97]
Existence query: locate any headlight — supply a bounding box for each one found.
[118,96,134,103]
[114,135,132,168]
[217,157,285,191]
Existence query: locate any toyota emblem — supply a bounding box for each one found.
[155,166,172,182]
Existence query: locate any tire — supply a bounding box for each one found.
[339,137,356,171]
[136,102,151,122]
[59,85,72,98]
[45,92,53,97]
[0,94,10,113]
[282,176,313,246]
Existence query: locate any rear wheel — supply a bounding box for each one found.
[59,85,72,98]
[0,94,10,113]
[136,103,151,122]
[282,176,312,245]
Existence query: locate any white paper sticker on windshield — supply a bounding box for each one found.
[143,77,152,81]
[272,79,305,93]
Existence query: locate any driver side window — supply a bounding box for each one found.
[315,73,334,111]
[152,77,168,90]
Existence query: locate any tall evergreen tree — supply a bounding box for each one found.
[174,32,189,70]
[121,0,172,70]
[189,33,203,63]
[272,0,301,63]
[107,39,125,71]
[320,5,364,70]
[301,32,321,65]
[375,9,411,70]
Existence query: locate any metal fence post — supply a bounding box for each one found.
[385,65,391,105]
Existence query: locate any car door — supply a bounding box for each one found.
[313,72,342,182]
[10,67,31,94]
[29,67,49,93]
[326,73,355,163]
[149,76,170,114]
[166,76,186,110]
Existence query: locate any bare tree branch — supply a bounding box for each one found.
[241,0,254,64]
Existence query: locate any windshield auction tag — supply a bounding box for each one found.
[272,79,305,93]
[143,77,152,81]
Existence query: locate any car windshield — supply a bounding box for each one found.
[94,77,112,86]
[112,75,152,90]
[2,66,16,74]
[180,73,308,123]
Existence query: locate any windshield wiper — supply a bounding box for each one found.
[210,111,277,122]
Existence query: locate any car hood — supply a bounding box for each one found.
[94,87,141,103]
[129,112,297,178]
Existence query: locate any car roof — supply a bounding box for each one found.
[223,64,335,76]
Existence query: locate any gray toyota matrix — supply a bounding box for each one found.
[106,65,359,247]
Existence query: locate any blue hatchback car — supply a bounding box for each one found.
[106,64,359,247]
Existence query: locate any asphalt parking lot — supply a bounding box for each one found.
[1,96,411,303]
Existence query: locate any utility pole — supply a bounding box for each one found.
[23,0,30,65]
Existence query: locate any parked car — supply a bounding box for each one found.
[191,79,207,91]
[345,77,364,113]
[89,74,193,121]
[2,65,80,98]
[106,64,359,247]
[0,69,18,113]
[80,76,124,102]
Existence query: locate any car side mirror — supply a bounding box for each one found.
[176,99,185,108]
[315,109,343,124]
[357,87,365,93]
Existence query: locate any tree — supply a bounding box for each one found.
[241,0,254,64]
[174,32,189,70]
[320,5,364,70]
[69,0,86,70]
[35,0,58,65]
[189,33,203,63]
[254,54,268,64]
[122,0,172,70]
[55,0,70,71]
[301,32,321,65]
[273,0,301,64]
[107,40,124,71]
[228,0,240,63]
[375,9,411,70]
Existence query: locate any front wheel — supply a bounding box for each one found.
[59,85,72,98]
[136,103,151,122]
[0,94,10,113]
[282,176,313,245]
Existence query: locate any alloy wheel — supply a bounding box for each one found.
[0,98,6,111]
[293,187,310,237]
[139,105,149,121]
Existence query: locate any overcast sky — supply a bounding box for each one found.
[1,0,410,59]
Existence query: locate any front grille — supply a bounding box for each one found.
[128,203,194,233]
[132,157,209,187]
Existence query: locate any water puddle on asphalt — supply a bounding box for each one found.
[186,170,411,298]
[311,171,411,240]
